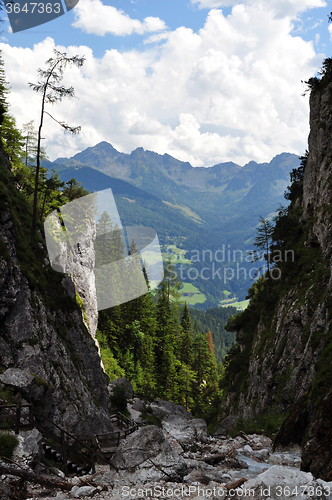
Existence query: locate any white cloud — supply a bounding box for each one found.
[191,0,326,17]
[72,0,166,36]
[0,2,324,167]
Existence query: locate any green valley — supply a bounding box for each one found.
[47,146,299,308]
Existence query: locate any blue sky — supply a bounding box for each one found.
[0,0,331,166]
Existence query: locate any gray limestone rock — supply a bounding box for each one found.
[110,425,188,483]
[214,415,238,436]
[13,428,43,460]
[111,425,173,470]
[70,485,97,497]
[0,368,35,391]
[149,399,208,443]
[108,378,134,400]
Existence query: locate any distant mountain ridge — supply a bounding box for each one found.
[55,141,293,192]
[54,142,299,226]
[49,143,300,307]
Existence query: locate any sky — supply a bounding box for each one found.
[0,0,331,167]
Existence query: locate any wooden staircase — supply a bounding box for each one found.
[0,402,139,475]
[42,440,91,476]
[78,411,140,461]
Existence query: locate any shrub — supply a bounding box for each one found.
[110,385,128,412]
[0,432,19,460]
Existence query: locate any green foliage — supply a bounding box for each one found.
[21,120,48,168]
[96,329,125,380]
[97,270,223,420]
[32,374,50,389]
[231,413,287,439]
[284,152,306,202]
[303,58,332,95]
[110,385,128,412]
[189,306,237,362]
[1,115,25,167]
[140,406,162,427]
[0,433,19,460]
[0,386,17,405]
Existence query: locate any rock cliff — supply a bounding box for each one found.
[221,62,332,480]
[0,150,112,434]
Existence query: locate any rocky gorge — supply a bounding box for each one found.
[1,398,331,499]
[2,50,332,500]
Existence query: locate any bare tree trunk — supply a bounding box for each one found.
[0,465,72,491]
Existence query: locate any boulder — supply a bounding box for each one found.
[238,465,321,500]
[149,400,208,443]
[108,378,134,400]
[0,368,47,402]
[127,398,145,424]
[111,425,169,470]
[12,428,43,461]
[214,415,238,436]
[149,399,191,420]
[0,368,35,392]
[110,425,188,483]
[70,485,96,497]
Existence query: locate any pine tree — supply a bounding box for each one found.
[95,214,126,308]
[138,330,157,399]
[163,258,182,304]
[178,302,193,365]
[1,115,24,167]
[176,362,196,410]
[39,171,64,221]
[191,331,216,415]
[254,216,274,274]
[29,49,85,239]
[155,280,178,399]
[62,177,89,202]
[0,50,9,124]
[21,121,47,167]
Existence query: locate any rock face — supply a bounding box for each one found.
[49,207,98,339]
[111,425,188,483]
[148,399,208,444]
[301,390,332,481]
[0,155,112,435]
[220,65,332,480]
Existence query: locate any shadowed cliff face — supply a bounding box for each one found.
[302,80,332,257]
[220,66,332,480]
[0,153,112,435]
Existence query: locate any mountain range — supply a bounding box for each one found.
[44,143,300,307]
